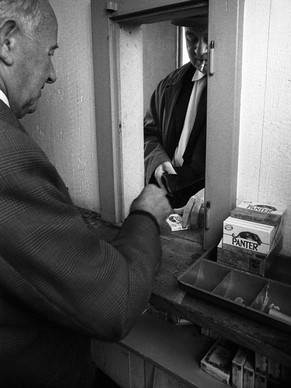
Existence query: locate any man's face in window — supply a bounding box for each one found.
[185,26,208,74]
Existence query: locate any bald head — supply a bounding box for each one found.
[0,0,58,118]
[34,0,57,34]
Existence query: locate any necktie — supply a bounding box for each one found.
[173,73,206,167]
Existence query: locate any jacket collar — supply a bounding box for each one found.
[0,100,27,134]
[166,62,194,88]
[163,62,195,130]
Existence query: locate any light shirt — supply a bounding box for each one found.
[0,90,10,108]
[173,70,206,167]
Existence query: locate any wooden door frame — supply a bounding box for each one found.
[91,0,208,223]
[91,0,244,252]
[204,0,245,249]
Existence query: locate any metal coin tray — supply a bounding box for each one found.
[177,251,291,332]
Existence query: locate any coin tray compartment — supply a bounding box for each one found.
[179,258,230,292]
[212,271,267,306]
[178,253,291,332]
[251,282,291,316]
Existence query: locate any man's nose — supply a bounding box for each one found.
[194,39,208,57]
[46,63,57,84]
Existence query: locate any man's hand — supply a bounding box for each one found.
[174,188,205,229]
[154,161,176,190]
[130,184,172,225]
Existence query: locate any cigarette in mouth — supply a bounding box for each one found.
[200,60,205,72]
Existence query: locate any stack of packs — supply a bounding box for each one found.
[201,341,291,387]
[200,340,237,384]
[217,201,285,276]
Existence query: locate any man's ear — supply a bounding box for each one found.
[0,19,17,66]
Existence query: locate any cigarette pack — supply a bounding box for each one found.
[243,353,255,388]
[230,201,285,255]
[230,201,285,227]
[232,348,247,388]
[223,217,276,255]
[200,340,237,385]
[166,214,190,231]
[218,205,284,276]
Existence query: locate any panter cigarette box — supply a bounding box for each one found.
[218,201,284,275]
[229,201,285,257]
[230,201,285,227]
[223,217,276,255]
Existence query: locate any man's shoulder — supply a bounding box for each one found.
[0,106,47,164]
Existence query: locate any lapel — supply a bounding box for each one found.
[163,62,193,133]
[163,63,194,158]
[0,100,27,134]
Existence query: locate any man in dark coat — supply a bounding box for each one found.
[144,16,208,228]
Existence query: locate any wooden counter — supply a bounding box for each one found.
[80,208,291,367]
[152,231,291,367]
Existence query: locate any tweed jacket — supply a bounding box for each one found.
[144,62,207,186]
[0,101,162,387]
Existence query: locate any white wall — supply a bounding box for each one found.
[238,0,291,255]
[143,22,177,114]
[22,0,99,212]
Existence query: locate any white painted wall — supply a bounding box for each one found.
[238,0,291,255]
[22,0,99,211]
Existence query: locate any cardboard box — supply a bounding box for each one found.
[230,201,285,227]
[231,201,285,254]
[200,340,237,385]
[219,202,285,274]
[218,203,284,276]
[217,240,281,276]
[217,240,251,272]
[232,348,247,388]
[243,353,255,388]
[223,217,276,255]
